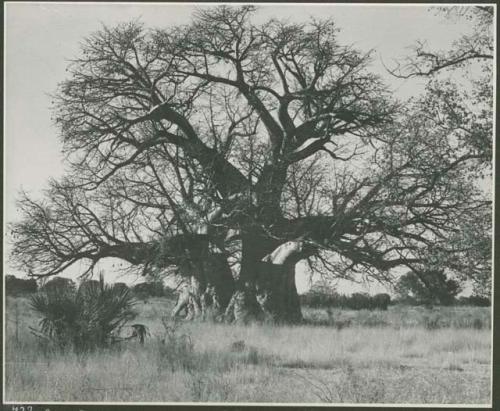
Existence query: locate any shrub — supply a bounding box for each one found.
[133,281,165,298]
[78,279,100,293]
[457,295,491,307]
[423,314,442,330]
[163,286,177,299]
[449,314,490,329]
[357,313,388,328]
[30,274,137,352]
[348,293,372,310]
[42,277,76,295]
[372,293,391,310]
[472,318,484,329]
[113,282,130,292]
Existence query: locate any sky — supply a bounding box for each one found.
[3,3,484,293]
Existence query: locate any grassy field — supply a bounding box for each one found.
[4,295,492,404]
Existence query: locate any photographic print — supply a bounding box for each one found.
[3,2,494,408]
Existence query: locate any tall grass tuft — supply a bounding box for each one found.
[293,363,387,403]
[156,318,195,372]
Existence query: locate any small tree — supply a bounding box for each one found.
[395,270,461,305]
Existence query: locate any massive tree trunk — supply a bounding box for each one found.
[170,233,235,320]
[224,231,305,324]
[170,231,307,324]
[254,262,302,323]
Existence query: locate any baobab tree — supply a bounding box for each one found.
[10,6,492,322]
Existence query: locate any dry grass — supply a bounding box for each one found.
[4,296,492,404]
[302,305,492,330]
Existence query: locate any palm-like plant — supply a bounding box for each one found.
[30,273,137,352]
[30,291,80,348]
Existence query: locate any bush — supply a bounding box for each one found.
[78,279,100,293]
[5,275,37,295]
[472,318,484,329]
[30,274,137,352]
[133,281,165,298]
[348,293,372,310]
[42,277,76,295]
[162,286,177,299]
[357,312,388,327]
[423,314,442,330]
[372,293,391,310]
[112,282,130,293]
[457,295,491,307]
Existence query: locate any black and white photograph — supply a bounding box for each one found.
[3,2,495,407]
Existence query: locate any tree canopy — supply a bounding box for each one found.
[10,6,492,321]
[395,270,462,305]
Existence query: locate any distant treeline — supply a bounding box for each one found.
[300,290,490,309]
[5,275,37,295]
[6,275,490,307]
[5,275,176,299]
[440,295,490,307]
[300,291,392,311]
